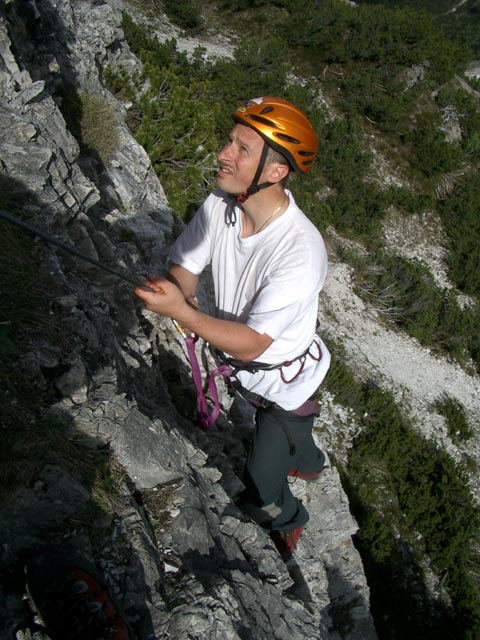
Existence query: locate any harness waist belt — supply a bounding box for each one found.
[186,335,322,429]
[214,339,322,376]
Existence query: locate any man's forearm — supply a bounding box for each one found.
[168,264,198,303]
[137,269,273,361]
[176,304,272,362]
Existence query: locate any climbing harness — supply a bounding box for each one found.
[216,339,323,384]
[173,318,322,430]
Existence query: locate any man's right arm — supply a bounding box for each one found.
[168,263,199,307]
[135,275,273,362]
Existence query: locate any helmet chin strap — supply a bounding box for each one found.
[225,142,273,226]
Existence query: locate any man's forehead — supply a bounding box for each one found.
[231,123,263,146]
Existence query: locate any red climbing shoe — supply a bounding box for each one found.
[270,525,304,561]
[26,546,131,640]
[288,466,327,483]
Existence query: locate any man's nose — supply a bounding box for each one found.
[217,141,232,162]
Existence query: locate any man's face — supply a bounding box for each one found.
[216,123,265,195]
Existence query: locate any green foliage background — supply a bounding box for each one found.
[354,0,480,57]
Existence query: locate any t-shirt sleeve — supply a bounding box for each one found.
[169,196,213,275]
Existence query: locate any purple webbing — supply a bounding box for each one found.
[186,335,232,429]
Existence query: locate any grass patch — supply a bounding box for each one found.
[59,90,120,166]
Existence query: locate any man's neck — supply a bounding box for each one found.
[240,187,288,238]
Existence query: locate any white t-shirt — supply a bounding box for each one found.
[169,188,331,410]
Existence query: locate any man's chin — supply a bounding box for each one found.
[216,175,237,195]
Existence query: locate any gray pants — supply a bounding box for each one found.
[240,405,325,532]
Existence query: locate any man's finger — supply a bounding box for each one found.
[144,277,165,292]
[134,283,162,300]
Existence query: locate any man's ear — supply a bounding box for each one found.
[265,162,290,184]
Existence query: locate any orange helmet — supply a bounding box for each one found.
[232,96,318,174]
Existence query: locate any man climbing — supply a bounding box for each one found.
[135,96,331,561]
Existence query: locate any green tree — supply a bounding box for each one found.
[341,66,416,132]
[347,384,480,638]
[435,394,473,444]
[282,0,465,79]
[437,85,480,160]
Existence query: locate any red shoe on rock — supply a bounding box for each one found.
[270,525,304,561]
[26,546,132,640]
[288,466,327,483]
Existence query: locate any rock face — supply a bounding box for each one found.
[0,2,376,640]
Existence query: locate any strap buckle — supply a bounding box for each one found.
[172,319,195,339]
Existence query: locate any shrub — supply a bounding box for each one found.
[221,0,286,7]
[117,17,302,215]
[355,253,479,369]
[208,35,291,139]
[327,181,387,239]
[436,85,480,160]
[282,0,466,80]
[321,336,365,414]
[385,186,434,214]
[341,66,416,133]
[134,66,219,214]
[435,394,473,444]
[162,0,203,29]
[439,172,480,297]
[406,111,463,178]
[326,342,480,636]
[313,116,385,235]
[316,116,372,187]
[103,65,136,102]
[439,1,480,57]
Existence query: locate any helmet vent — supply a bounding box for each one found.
[298,150,315,157]
[246,114,277,127]
[260,106,274,114]
[275,132,301,145]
